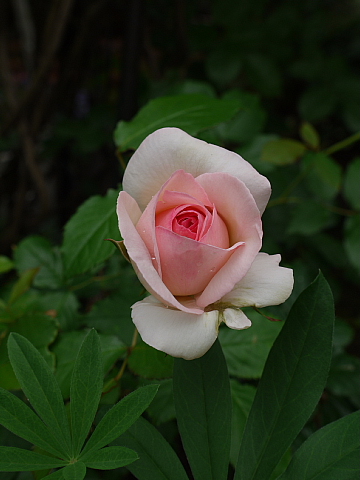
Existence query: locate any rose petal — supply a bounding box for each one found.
[195,172,263,307]
[117,191,203,314]
[123,128,271,214]
[222,308,252,330]
[220,253,294,307]
[131,295,220,359]
[156,226,244,296]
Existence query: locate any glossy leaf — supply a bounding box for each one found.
[62,189,119,277]
[114,94,240,151]
[0,447,66,471]
[234,273,334,480]
[113,416,189,480]
[278,411,360,480]
[70,330,103,456]
[82,446,138,469]
[7,333,71,458]
[173,339,231,480]
[80,384,158,456]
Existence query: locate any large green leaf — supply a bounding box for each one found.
[113,416,189,480]
[173,339,232,480]
[0,388,66,458]
[278,411,360,480]
[114,94,240,151]
[82,446,138,469]
[79,384,158,457]
[70,330,103,457]
[230,382,256,466]
[0,447,66,471]
[7,333,71,459]
[62,189,119,277]
[234,273,334,480]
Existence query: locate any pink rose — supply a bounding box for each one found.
[117,128,293,359]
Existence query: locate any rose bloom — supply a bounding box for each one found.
[117,128,293,360]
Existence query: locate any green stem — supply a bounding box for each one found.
[324,131,360,156]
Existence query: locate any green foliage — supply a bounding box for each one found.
[62,189,120,278]
[234,273,335,480]
[173,339,232,480]
[114,94,241,151]
[0,331,158,477]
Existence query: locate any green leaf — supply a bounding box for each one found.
[303,152,342,201]
[220,309,283,379]
[0,447,66,471]
[82,446,138,469]
[62,189,119,277]
[146,379,175,425]
[230,382,256,466]
[261,138,307,165]
[287,201,335,236]
[70,330,103,457]
[8,268,39,306]
[299,122,320,149]
[113,416,189,480]
[114,94,240,151]
[14,236,63,289]
[344,215,360,271]
[62,462,86,480]
[53,331,125,399]
[234,273,334,480]
[217,90,266,144]
[37,291,79,331]
[7,333,71,459]
[173,339,231,480]
[0,256,14,274]
[80,384,158,457]
[278,411,360,480]
[0,388,66,458]
[343,157,360,209]
[128,340,174,379]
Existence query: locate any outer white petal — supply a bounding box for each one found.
[131,296,220,360]
[223,308,252,330]
[123,128,271,214]
[220,253,294,308]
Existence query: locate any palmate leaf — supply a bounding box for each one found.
[0,388,67,458]
[0,447,66,471]
[79,384,158,457]
[70,329,103,457]
[81,446,138,469]
[278,410,360,480]
[234,273,334,480]
[7,333,72,459]
[173,339,232,480]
